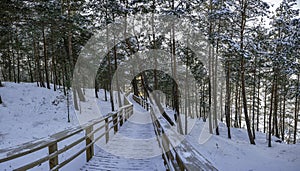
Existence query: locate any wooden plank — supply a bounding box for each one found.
[81,109,165,171]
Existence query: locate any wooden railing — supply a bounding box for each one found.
[150,107,185,170]
[0,104,133,171]
[133,95,217,171]
[132,95,149,111]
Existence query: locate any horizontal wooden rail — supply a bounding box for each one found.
[150,107,219,171]
[150,107,183,170]
[0,104,133,171]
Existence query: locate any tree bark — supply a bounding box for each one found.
[234,82,239,128]
[252,58,257,139]
[268,75,275,147]
[225,59,231,139]
[282,88,286,141]
[42,26,50,89]
[256,76,260,132]
[171,0,183,134]
[264,85,267,133]
[240,0,255,145]
[273,75,279,138]
[294,74,299,144]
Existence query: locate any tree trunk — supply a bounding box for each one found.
[95,78,98,98]
[279,90,282,140]
[195,83,199,118]
[7,45,12,81]
[151,4,158,90]
[274,75,279,138]
[208,43,213,134]
[225,59,231,139]
[220,82,223,122]
[28,55,34,82]
[105,3,114,111]
[234,82,239,128]
[252,59,256,139]
[214,43,219,135]
[240,0,255,145]
[42,27,50,89]
[0,80,2,103]
[104,83,108,101]
[51,28,57,91]
[171,0,183,134]
[112,13,122,108]
[268,76,275,147]
[238,87,242,128]
[73,87,79,110]
[33,35,44,87]
[15,31,20,83]
[9,32,16,83]
[282,89,286,141]
[184,45,189,134]
[264,85,267,133]
[256,77,260,132]
[294,74,299,144]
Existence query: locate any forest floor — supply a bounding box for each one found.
[0,82,300,171]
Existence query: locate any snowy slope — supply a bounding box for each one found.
[0,82,79,148]
[161,107,300,171]
[187,120,300,171]
[0,82,112,149]
[0,82,115,170]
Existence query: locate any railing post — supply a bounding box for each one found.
[130,106,133,117]
[176,152,185,171]
[113,113,118,133]
[48,142,58,171]
[120,109,123,126]
[85,125,94,162]
[105,118,109,143]
[124,108,128,122]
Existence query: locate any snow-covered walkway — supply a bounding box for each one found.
[80,96,165,171]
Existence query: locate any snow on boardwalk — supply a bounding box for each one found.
[80,101,165,171]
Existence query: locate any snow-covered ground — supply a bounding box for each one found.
[0,82,116,149]
[188,120,300,171]
[163,108,300,171]
[1,82,300,171]
[0,82,79,148]
[0,82,114,170]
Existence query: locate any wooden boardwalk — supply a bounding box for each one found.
[80,103,165,171]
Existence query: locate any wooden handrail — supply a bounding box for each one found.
[0,104,133,170]
[134,95,217,171]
